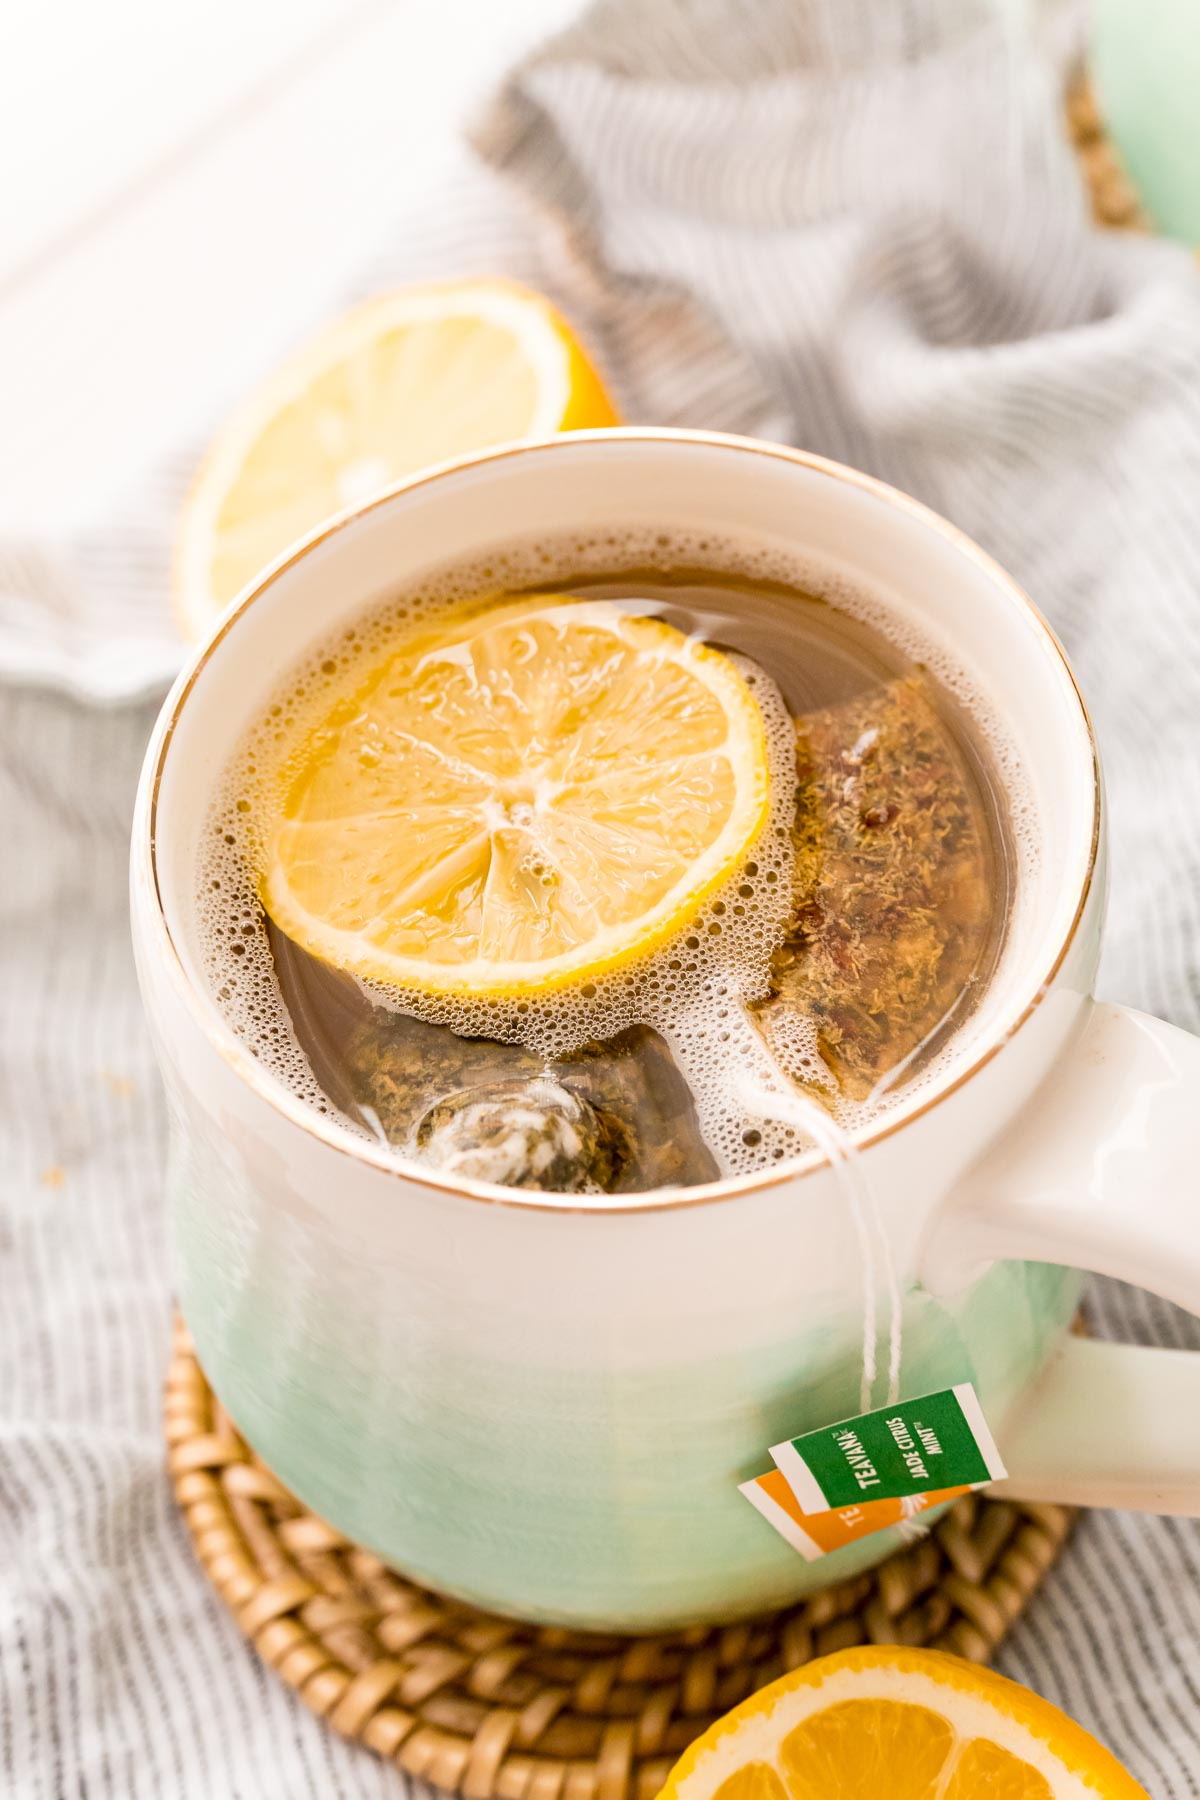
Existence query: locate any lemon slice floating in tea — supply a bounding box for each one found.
[659,1645,1148,1800]
[260,596,771,996]
[174,279,619,640]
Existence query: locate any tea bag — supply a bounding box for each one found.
[753,674,996,1105]
[266,919,717,1192]
[412,1078,627,1192]
[354,1016,717,1192]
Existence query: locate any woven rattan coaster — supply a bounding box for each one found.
[167,1321,1073,1798]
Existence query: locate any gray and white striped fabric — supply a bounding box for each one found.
[5,1,1200,1794]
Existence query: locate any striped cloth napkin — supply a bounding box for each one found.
[4,2,1200,1794]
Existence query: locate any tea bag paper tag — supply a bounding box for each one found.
[739,1468,971,1562]
[769,1382,1006,1514]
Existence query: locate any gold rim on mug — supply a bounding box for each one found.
[139,428,1102,1213]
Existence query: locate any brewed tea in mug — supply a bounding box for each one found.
[196,530,1022,1194]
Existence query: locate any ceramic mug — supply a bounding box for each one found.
[132,430,1200,1632]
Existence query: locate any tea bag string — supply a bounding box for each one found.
[665,997,903,1410]
[776,1084,904,1411]
[729,1063,903,1411]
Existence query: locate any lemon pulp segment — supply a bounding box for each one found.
[260,596,771,995]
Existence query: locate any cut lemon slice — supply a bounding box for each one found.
[260,596,771,996]
[661,1646,1147,1800]
[175,279,619,640]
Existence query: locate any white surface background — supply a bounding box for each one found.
[0,0,575,531]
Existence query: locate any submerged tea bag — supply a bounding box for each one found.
[412,1077,627,1192]
[347,1013,719,1191]
[754,674,996,1105]
[266,920,718,1192]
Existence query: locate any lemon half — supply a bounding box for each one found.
[175,280,619,640]
[661,1646,1147,1800]
[260,597,771,996]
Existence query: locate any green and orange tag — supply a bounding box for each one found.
[740,1467,973,1561]
[741,1383,1006,1560]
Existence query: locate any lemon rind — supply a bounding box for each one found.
[174,279,589,642]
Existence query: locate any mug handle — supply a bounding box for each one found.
[919,1000,1200,1514]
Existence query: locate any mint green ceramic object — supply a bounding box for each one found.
[169,1114,1080,1627]
[1094,0,1200,242]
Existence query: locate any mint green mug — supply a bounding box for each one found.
[132,432,1200,1630]
[1095,0,1200,243]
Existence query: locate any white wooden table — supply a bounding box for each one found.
[0,0,577,534]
